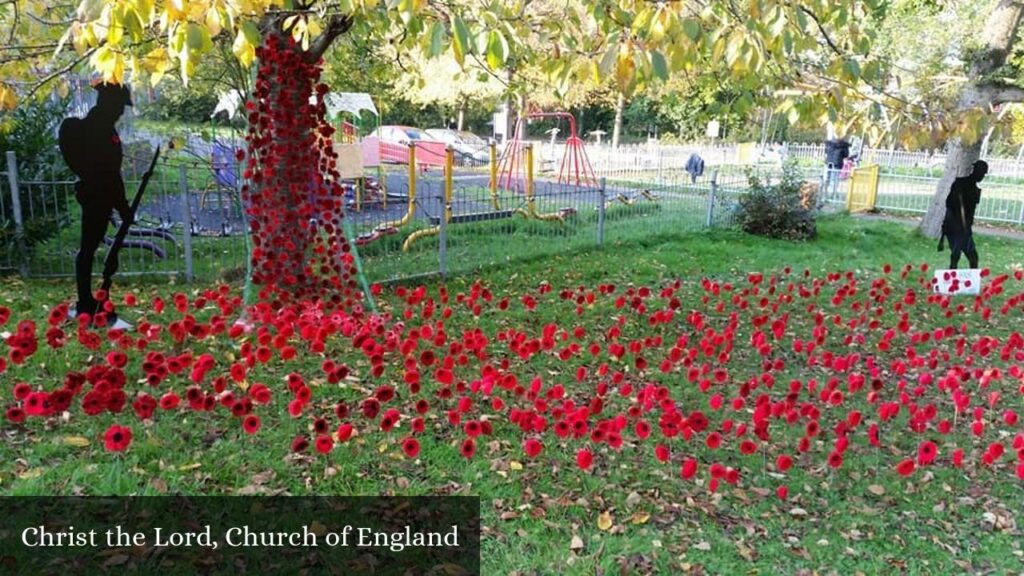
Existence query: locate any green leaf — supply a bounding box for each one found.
[599,44,617,76]
[486,31,506,69]
[634,6,655,35]
[186,23,211,52]
[794,7,808,30]
[681,18,701,42]
[843,58,861,80]
[427,21,445,57]
[650,51,668,81]
[241,20,261,46]
[452,16,470,65]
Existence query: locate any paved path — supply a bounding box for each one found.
[854,212,1024,241]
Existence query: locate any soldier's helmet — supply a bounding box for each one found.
[93,82,133,108]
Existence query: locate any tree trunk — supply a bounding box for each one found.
[919,0,1024,237]
[457,103,465,131]
[612,92,624,148]
[919,136,982,237]
[244,15,359,308]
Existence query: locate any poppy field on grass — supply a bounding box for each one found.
[4,261,1024,499]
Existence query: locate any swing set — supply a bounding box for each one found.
[497,111,599,192]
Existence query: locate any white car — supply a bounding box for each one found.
[367,125,437,145]
[425,129,491,165]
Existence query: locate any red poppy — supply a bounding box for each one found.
[12,382,31,400]
[402,437,420,458]
[705,432,721,449]
[917,440,938,466]
[463,420,482,437]
[654,444,670,462]
[291,435,309,453]
[576,449,593,470]
[775,454,793,472]
[411,417,425,433]
[315,434,334,454]
[132,394,156,421]
[523,438,543,458]
[337,423,354,442]
[460,438,476,459]
[776,485,789,500]
[159,392,179,410]
[739,440,758,455]
[6,406,25,423]
[103,424,132,452]
[827,450,843,468]
[243,415,261,434]
[313,417,329,434]
[895,459,915,476]
[680,457,698,479]
[634,420,651,439]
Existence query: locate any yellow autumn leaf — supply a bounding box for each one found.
[205,9,222,37]
[597,511,613,531]
[309,521,327,536]
[18,468,44,480]
[233,29,255,68]
[630,512,650,525]
[615,44,635,92]
[63,436,91,447]
[307,18,322,38]
[0,85,18,111]
[509,460,523,471]
[178,462,202,471]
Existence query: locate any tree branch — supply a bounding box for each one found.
[307,14,353,59]
[985,84,1024,106]
[23,48,96,100]
[798,5,843,57]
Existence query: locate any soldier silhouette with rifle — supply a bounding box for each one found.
[58,82,134,328]
[938,160,987,270]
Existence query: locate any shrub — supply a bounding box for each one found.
[0,95,70,180]
[0,97,73,271]
[139,77,219,124]
[733,162,817,240]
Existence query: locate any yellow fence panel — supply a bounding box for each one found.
[736,142,757,164]
[847,164,880,212]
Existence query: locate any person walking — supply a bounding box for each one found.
[823,137,850,199]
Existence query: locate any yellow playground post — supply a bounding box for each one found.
[402,146,454,251]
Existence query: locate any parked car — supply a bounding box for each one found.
[367,125,447,166]
[369,125,435,145]
[425,129,491,165]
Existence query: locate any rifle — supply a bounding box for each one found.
[101,146,161,294]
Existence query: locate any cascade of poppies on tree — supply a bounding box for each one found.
[241,34,360,311]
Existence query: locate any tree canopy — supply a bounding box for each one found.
[0,0,1021,151]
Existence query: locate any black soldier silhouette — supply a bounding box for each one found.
[938,160,988,269]
[58,82,133,327]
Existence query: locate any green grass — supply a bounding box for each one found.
[2,215,1024,574]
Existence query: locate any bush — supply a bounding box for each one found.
[0,95,70,180]
[139,77,220,124]
[733,162,817,240]
[0,97,73,271]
